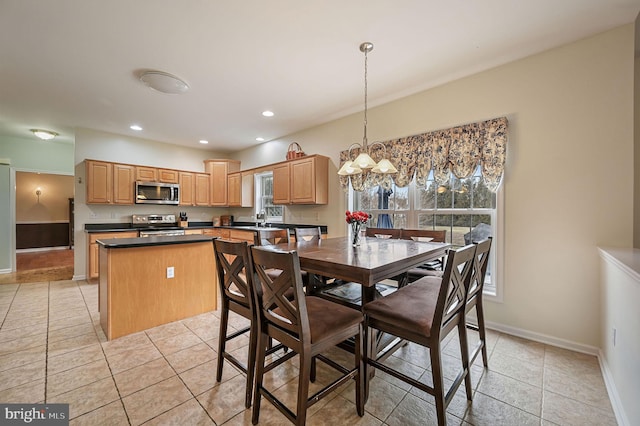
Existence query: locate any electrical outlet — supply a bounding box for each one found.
[90,212,98,218]
[166,266,174,279]
[613,328,617,347]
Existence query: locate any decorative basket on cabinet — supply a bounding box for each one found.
[286,142,305,160]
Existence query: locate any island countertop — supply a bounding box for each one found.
[96,234,215,248]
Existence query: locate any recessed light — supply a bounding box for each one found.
[262,110,274,117]
[30,129,58,140]
[199,140,209,144]
[139,70,189,94]
[130,124,143,131]
[255,137,265,142]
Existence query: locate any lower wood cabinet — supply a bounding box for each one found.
[88,231,138,282]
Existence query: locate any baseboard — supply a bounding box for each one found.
[483,319,599,356]
[16,246,71,253]
[72,274,86,281]
[0,268,12,274]
[599,349,630,426]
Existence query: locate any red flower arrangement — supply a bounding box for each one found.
[345,210,371,225]
[345,210,371,246]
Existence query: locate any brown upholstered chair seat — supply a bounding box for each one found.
[406,267,443,282]
[363,276,441,338]
[273,296,363,343]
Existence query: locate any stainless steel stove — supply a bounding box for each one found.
[132,214,186,237]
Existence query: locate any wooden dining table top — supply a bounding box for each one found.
[275,236,449,288]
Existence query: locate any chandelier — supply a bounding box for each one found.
[338,42,397,188]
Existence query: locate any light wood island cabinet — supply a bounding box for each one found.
[98,235,217,340]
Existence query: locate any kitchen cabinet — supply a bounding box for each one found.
[86,160,112,204]
[204,159,240,206]
[228,171,254,207]
[86,160,134,205]
[205,228,229,239]
[184,229,203,235]
[227,172,241,207]
[158,169,179,183]
[113,164,135,204]
[290,155,328,204]
[179,172,195,206]
[272,155,329,205]
[272,163,291,204]
[195,173,211,206]
[136,166,157,182]
[229,229,254,243]
[88,231,138,282]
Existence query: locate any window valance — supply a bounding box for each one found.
[338,116,508,192]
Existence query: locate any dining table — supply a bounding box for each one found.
[276,235,450,305]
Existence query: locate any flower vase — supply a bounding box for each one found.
[351,223,362,247]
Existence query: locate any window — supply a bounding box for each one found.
[352,166,502,297]
[254,172,283,222]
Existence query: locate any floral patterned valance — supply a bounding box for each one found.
[339,116,508,192]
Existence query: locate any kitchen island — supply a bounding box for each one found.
[97,234,217,340]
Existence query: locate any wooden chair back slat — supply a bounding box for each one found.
[213,239,253,308]
[251,246,309,341]
[254,228,290,246]
[436,244,476,331]
[467,237,492,306]
[400,229,447,243]
[294,227,322,242]
[364,227,401,238]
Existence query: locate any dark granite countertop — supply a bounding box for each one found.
[86,222,327,234]
[96,234,215,248]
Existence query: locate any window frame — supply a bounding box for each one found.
[349,174,503,301]
[254,171,283,223]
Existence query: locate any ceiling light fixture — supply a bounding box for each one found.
[199,140,209,144]
[30,129,58,140]
[255,137,265,142]
[139,70,189,94]
[130,124,143,131]
[262,110,274,117]
[338,42,397,178]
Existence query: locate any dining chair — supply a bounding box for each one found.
[212,239,292,408]
[250,245,365,425]
[363,244,477,426]
[404,229,447,282]
[365,227,401,239]
[254,227,290,246]
[293,226,322,242]
[466,237,492,368]
[212,238,258,408]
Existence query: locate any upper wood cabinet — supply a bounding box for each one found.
[195,173,211,206]
[179,171,195,206]
[86,160,134,205]
[136,166,157,182]
[227,172,241,207]
[290,155,328,204]
[228,171,254,207]
[158,169,179,183]
[86,160,112,204]
[204,160,240,206]
[113,164,135,204]
[272,163,291,204]
[272,155,329,205]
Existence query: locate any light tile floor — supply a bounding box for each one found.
[0,280,618,425]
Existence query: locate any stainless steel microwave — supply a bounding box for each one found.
[135,181,180,205]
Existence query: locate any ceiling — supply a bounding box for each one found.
[1,1,639,152]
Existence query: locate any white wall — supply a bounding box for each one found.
[73,128,229,279]
[232,24,635,348]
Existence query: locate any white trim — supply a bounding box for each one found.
[598,349,630,426]
[598,247,640,283]
[0,268,12,274]
[72,274,86,281]
[484,319,599,355]
[16,246,70,253]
